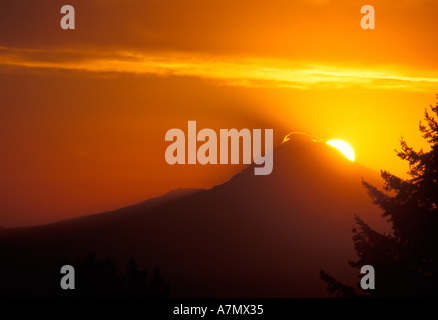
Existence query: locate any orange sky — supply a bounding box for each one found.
[1,0,438,226]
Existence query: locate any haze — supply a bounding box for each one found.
[1,0,437,226]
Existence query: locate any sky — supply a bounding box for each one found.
[1,0,438,226]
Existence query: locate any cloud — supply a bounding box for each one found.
[1,46,437,92]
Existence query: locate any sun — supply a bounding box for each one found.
[326,140,355,161]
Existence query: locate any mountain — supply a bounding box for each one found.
[0,136,388,298]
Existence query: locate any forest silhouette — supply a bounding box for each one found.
[53,253,169,298]
[321,96,438,297]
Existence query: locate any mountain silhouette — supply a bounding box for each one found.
[0,136,388,297]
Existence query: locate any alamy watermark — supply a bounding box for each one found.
[165,121,273,175]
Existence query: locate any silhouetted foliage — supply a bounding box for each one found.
[321,95,438,297]
[125,256,148,297]
[150,264,170,298]
[55,253,170,298]
[319,269,356,298]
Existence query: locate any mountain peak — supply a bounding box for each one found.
[0,132,387,298]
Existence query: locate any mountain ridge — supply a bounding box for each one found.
[0,138,389,298]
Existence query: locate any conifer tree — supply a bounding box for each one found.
[321,96,438,297]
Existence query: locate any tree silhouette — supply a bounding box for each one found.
[150,264,170,298]
[321,96,438,297]
[55,253,170,298]
[125,256,149,297]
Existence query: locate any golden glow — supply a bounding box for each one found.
[1,47,438,92]
[1,0,437,226]
[282,132,322,143]
[326,140,355,162]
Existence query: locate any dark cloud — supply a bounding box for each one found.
[0,0,436,68]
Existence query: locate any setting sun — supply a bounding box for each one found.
[326,140,355,162]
